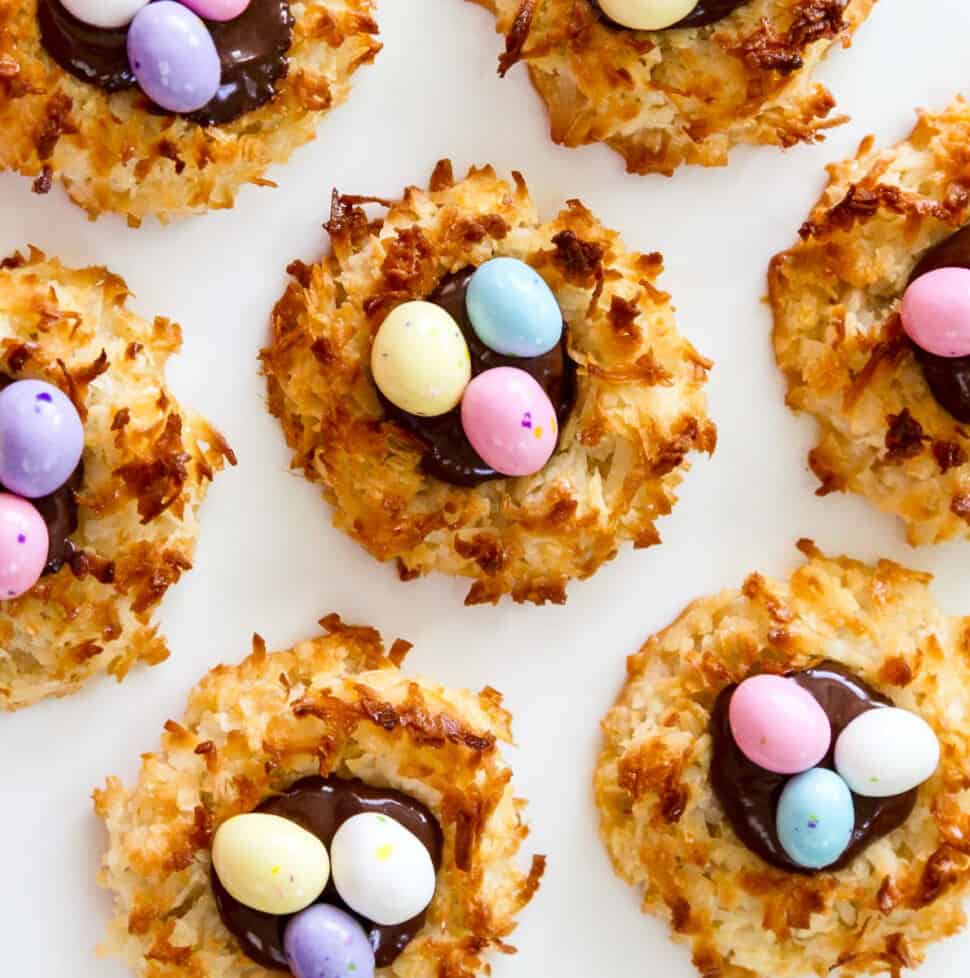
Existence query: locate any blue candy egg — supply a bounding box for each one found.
[776,768,854,870]
[284,904,375,978]
[466,257,563,357]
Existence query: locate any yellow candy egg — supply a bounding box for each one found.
[598,0,697,30]
[211,813,330,915]
[371,301,471,417]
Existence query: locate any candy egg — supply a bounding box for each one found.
[127,2,221,114]
[0,380,83,499]
[776,768,854,870]
[901,267,970,358]
[371,301,471,417]
[212,813,330,915]
[179,0,251,22]
[728,675,831,774]
[834,707,940,798]
[61,0,149,28]
[330,812,436,927]
[466,258,563,357]
[597,0,697,30]
[0,494,49,599]
[284,904,375,978]
[460,367,558,477]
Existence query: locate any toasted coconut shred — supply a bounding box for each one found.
[95,615,544,978]
[0,249,234,710]
[262,161,716,605]
[0,0,381,223]
[471,0,876,175]
[595,542,970,978]
[771,99,970,544]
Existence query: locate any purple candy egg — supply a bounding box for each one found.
[284,905,375,978]
[127,2,221,114]
[0,380,83,499]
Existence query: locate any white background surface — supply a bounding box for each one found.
[3,1,970,975]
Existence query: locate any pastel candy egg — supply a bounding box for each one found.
[776,768,854,870]
[728,675,831,774]
[834,707,940,798]
[179,0,251,22]
[284,904,375,978]
[597,0,697,30]
[901,267,970,358]
[330,812,436,927]
[127,2,221,114]
[466,257,562,357]
[371,301,471,417]
[0,380,83,499]
[0,494,49,599]
[212,813,330,915]
[60,0,149,28]
[460,367,558,477]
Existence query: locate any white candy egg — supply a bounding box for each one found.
[834,707,940,798]
[330,812,436,926]
[597,0,697,30]
[61,0,150,29]
[212,813,330,915]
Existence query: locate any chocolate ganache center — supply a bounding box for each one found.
[213,776,444,970]
[0,375,81,576]
[710,661,917,873]
[907,225,970,422]
[591,0,749,31]
[380,267,577,488]
[38,0,293,126]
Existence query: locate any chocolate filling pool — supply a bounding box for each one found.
[213,776,444,970]
[907,225,970,422]
[710,661,917,873]
[380,267,577,487]
[38,0,293,126]
[591,0,749,31]
[0,375,81,577]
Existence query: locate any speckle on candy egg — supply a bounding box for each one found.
[0,494,49,599]
[901,267,970,358]
[371,301,471,417]
[212,813,330,916]
[61,0,149,29]
[460,367,558,477]
[835,707,940,798]
[776,768,854,870]
[284,904,375,978]
[596,0,697,30]
[728,675,831,774]
[466,257,563,357]
[330,812,436,927]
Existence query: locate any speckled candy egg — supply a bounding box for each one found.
[776,768,854,869]
[460,367,558,477]
[465,258,562,357]
[212,813,330,915]
[0,380,84,499]
[127,2,221,114]
[284,904,375,978]
[179,0,251,21]
[901,267,970,358]
[61,0,149,28]
[728,675,831,774]
[371,301,471,417]
[597,0,697,30]
[0,494,49,599]
[330,812,436,926]
[834,707,940,798]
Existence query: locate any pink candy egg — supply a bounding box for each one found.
[179,0,251,21]
[0,493,49,599]
[460,367,558,477]
[729,675,831,774]
[901,267,970,358]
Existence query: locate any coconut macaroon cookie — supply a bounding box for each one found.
[595,541,970,978]
[0,249,234,710]
[0,0,381,223]
[96,614,545,978]
[263,161,715,605]
[772,99,970,544]
[471,0,876,175]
